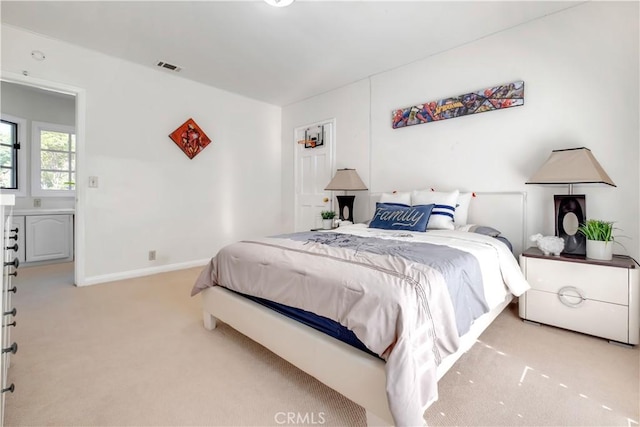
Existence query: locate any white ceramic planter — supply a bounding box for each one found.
[586,240,614,261]
[322,219,333,230]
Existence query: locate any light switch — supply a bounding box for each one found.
[88,176,99,188]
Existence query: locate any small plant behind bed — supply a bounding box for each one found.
[321,210,336,220]
[320,210,336,230]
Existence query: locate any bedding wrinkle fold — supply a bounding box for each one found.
[192,224,530,427]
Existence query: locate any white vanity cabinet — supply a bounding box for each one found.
[25,214,73,263]
[11,210,74,265]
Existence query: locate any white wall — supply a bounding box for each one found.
[1,81,76,210]
[1,25,283,284]
[283,2,640,260]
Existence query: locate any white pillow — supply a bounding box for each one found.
[379,191,411,206]
[454,192,473,226]
[411,189,459,230]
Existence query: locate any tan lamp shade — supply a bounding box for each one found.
[325,168,368,191]
[526,147,616,187]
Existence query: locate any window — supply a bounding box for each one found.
[0,114,26,195]
[0,119,19,189]
[32,121,76,196]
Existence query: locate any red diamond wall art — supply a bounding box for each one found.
[169,118,212,159]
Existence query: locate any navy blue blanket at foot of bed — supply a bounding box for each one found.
[232,289,381,359]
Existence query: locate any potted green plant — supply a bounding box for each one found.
[578,219,615,261]
[320,210,336,230]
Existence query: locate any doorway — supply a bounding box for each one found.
[0,72,85,285]
[293,119,335,232]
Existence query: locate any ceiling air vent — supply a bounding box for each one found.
[156,61,182,72]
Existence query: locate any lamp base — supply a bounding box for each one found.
[336,195,356,223]
[554,194,586,256]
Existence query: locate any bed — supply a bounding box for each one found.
[192,191,529,426]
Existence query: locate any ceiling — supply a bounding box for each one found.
[1,1,581,106]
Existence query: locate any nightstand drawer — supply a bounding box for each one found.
[524,289,629,343]
[525,257,628,305]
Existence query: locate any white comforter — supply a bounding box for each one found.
[193,224,530,426]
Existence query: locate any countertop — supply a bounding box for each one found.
[12,208,75,216]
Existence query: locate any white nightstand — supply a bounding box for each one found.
[519,247,639,346]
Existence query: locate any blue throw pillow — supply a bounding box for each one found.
[369,203,434,232]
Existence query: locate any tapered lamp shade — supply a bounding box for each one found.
[526,147,616,187]
[325,168,367,223]
[325,168,368,191]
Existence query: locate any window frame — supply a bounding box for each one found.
[0,114,27,197]
[31,120,76,197]
[0,119,18,190]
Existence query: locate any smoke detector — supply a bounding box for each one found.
[156,61,182,72]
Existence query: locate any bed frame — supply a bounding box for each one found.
[200,191,526,426]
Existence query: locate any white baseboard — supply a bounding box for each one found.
[78,258,210,287]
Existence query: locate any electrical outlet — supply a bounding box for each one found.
[148,250,156,261]
[33,198,42,208]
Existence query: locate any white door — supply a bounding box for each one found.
[294,120,335,231]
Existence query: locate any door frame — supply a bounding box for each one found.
[1,71,86,286]
[293,118,336,232]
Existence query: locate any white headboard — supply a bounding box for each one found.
[367,191,527,256]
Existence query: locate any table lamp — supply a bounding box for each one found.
[325,168,368,223]
[526,147,616,256]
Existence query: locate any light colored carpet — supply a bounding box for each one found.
[425,303,639,426]
[4,262,638,426]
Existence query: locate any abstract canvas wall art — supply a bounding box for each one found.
[169,118,212,159]
[392,81,524,129]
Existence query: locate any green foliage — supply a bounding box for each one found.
[0,146,13,188]
[41,130,71,151]
[40,130,75,190]
[321,210,336,220]
[578,219,615,242]
[1,121,16,188]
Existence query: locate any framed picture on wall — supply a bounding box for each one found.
[168,118,212,159]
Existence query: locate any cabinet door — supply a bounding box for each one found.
[25,215,73,262]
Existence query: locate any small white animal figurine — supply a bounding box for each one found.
[530,233,565,256]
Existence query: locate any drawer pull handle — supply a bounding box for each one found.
[1,384,14,394]
[558,286,585,308]
[2,342,17,354]
[3,308,16,317]
[3,321,16,328]
[5,243,18,252]
[6,286,16,294]
[3,258,19,268]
